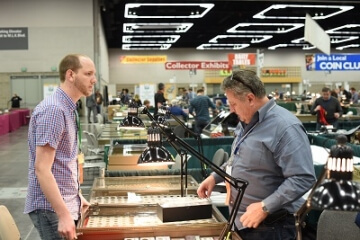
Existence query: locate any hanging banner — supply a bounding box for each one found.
[305,54,360,71]
[228,53,256,69]
[165,61,229,70]
[120,55,167,64]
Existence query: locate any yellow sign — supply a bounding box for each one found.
[120,55,167,64]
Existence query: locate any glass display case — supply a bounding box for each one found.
[202,111,239,137]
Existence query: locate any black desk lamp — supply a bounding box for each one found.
[295,135,360,240]
[160,105,208,180]
[117,100,145,131]
[139,107,249,240]
[138,122,175,166]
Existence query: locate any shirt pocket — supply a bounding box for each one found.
[237,140,265,167]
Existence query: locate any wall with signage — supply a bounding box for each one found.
[0,0,95,73]
[109,48,360,88]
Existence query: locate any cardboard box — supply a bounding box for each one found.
[108,153,141,165]
[157,200,212,223]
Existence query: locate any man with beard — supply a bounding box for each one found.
[24,54,94,240]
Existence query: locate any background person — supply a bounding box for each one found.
[133,94,142,107]
[154,82,167,116]
[24,54,93,240]
[95,89,103,114]
[143,99,151,109]
[197,70,316,240]
[189,88,216,134]
[10,93,22,108]
[350,87,359,104]
[310,87,342,130]
[86,92,98,123]
[169,99,188,121]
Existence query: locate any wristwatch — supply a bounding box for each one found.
[261,201,269,213]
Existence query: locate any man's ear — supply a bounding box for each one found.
[66,69,75,82]
[246,92,255,104]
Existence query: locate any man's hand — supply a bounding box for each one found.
[197,175,216,198]
[239,202,268,229]
[334,112,340,118]
[58,212,77,240]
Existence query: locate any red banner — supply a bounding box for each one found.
[228,53,256,68]
[165,61,229,70]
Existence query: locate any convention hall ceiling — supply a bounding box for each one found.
[100,0,360,51]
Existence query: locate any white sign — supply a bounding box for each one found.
[139,84,155,107]
[43,84,58,99]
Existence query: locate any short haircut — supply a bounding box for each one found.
[222,70,266,98]
[59,54,88,83]
[197,89,204,94]
[322,87,331,92]
[158,83,164,90]
[143,99,150,105]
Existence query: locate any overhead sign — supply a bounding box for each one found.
[165,61,229,70]
[120,55,167,63]
[228,53,256,68]
[0,27,28,50]
[305,54,360,71]
[304,14,330,55]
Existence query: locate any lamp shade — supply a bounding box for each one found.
[311,135,360,211]
[311,179,360,211]
[138,146,175,165]
[117,115,145,130]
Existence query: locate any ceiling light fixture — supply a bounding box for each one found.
[293,36,358,45]
[336,44,360,50]
[122,44,172,50]
[253,4,353,20]
[227,23,304,34]
[208,35,273,44]
[268,43,316,50]
[124,3,214,18]
[196,43,250,50]
[122,35,181,43]
[123,23,193,33]
[326,24,360,34]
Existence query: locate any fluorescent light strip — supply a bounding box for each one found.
[227,23,303,34]
[209,35,272,44]
[292,36,358,44]
[123,23,193,33]
[331,36,359,44]
[326,24,360,34]
[125,3,214,18]
[197,43,250,50]
[122,35,181,43]
[253,4,353,20]
[122,44,172,50]
[268,43,316,50]
[336,44,360,50]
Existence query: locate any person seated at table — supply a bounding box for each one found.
[310,87,342,130]
[169,99,188,121]
[215,99,225,112]
[10,93,22,108]
[133,94,142,107]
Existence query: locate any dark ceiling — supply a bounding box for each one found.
[100,0,360,51]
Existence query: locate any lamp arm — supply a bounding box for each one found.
[169,113,207,178]
[141,107,249,239]
[295,166,328,240]
[164,127,248,240]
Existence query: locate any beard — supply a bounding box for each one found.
[74,76,92,97]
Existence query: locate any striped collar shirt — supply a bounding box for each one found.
[24,88,81,220]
